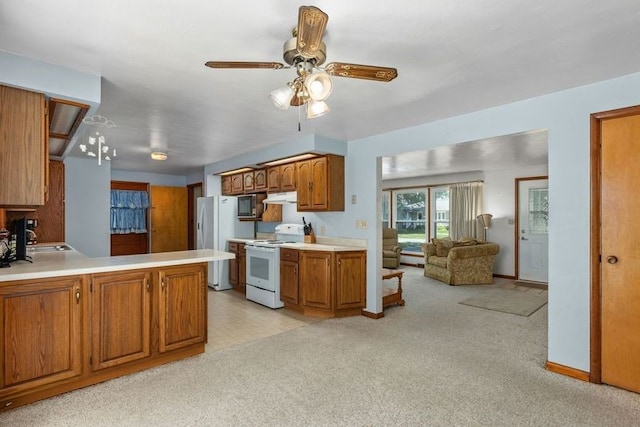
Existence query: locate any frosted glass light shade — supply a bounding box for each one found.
[304,71,332,101]
[306,99,330,119]
[270,83,295,110]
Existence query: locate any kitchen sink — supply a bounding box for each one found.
[27,244,73,252]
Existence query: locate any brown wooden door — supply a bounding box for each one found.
[0,276,83,392]
[231,174,244,194]
[300,251,332,309]
[253,169,267,191]
[91,271,152,370]
[267,167,281,192]
[158,264,207,353]
[150,186,188,253]
[243,172,255,192]
[280,248,299,304]
[221,176,232,195]
[310,157,329,210]
[336,252,366,309]
[600,113,640,393]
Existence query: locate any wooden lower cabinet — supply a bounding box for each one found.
[228,241,247,294]
[0,262,207,411]
[158,264,207,352]
[0,276,84,398]
[282,249,366,318]
[91,270,152,370]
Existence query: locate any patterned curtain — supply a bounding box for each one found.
[449,182,484,240]
[110,190,149,234]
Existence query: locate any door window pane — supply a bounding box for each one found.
[432,187,450,239]
[528,188,549,235]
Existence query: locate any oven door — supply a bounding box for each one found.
[245,245,276,291]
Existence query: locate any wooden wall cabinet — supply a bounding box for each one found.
[296,155,345,211]
[0,84,48,207]
[267,164,296,193]
[221,175,233,195]
[230,174,244,195]
[282,249,366,318]
[243,171,255,192]
[0,263,207,411]
[253,169,268,192]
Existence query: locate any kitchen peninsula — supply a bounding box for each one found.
[0,245,233,411]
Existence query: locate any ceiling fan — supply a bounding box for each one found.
[205,5,398,120]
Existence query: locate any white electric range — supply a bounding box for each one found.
[244,224,305,308]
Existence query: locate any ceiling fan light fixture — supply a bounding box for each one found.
[270,83,296,110]
[304,71,332,101]
[306,99,330,119]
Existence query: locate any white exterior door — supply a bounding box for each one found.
[518,178,549,283]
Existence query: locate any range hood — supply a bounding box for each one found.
[263,191,297,204]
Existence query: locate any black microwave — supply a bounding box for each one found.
[237,194,265,219]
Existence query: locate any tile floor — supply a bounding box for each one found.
[206,288,322,352]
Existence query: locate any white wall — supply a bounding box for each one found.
[111,169,187,187]
[64,157,111,257]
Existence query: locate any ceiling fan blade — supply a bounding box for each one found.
[205,61,284,70]
[296,6,328,59]
[325,62,398,82]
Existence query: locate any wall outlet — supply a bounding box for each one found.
[356,220,367,229]
[351,194,357,204]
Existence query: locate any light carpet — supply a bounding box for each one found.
[2,268,640,426]
[459,288,548,316]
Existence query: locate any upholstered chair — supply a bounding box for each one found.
[382,227,402,269]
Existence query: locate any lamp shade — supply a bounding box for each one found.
[270,83,295,110]
[477,213,493,229]
[306,99,330,119]
[304,71,332,101]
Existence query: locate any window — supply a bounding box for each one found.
[393,189,426,253]
[381,191,390,229]
[431,187,450,239]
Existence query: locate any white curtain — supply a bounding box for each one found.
[449,182,484,240]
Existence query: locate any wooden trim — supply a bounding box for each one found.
[589,104,640,384]
[494,273,516,280]
[514,176,548,282]
[186,183,202,250]
[111,180,149,191]
[545,361,590,382]
[361,309,384,319]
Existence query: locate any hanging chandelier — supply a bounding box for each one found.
[79,115,117,166]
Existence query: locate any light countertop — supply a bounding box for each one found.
[227,238,365,252]
[0,245,234,282]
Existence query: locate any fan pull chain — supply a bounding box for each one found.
[298,104,302,132]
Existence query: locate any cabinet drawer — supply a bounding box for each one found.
[228,241,238,252]
[280,248,299,261]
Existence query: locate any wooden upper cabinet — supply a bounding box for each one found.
[296,155,344,211]
[0,276,83,392]
[243,171,254,192]
[230,174,244,194]
[253,169,267,191]
[221,175,232,195]
[0,84,48,206]
[267,164,296,193]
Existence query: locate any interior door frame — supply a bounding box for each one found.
[514,175,548,282]
[590,104,640,384]
[187,182,202,250]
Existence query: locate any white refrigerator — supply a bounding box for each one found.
[196,196,254,290]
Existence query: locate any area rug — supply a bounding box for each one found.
[458,288,547,316]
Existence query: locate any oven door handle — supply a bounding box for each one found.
[246,246,277,253]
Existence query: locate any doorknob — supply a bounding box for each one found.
[607,255,619,264]
[521,237,528,240]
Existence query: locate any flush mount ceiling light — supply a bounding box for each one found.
[151,151,168,161]
[205,5,397,125]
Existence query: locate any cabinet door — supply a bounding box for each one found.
[267,167,281,192]
[300,251,332,309]
[280,261,299,304]
[158,264,207,353]
[296,160,312,210]
[231,174,244,194]
[221,176,232,195]
[228,242,238,286]
[280,163,297,191]
[91,271,152,370]
[253,169,268,191]
[336,252,366,309]
[243,172,255,192]
[310,157,329,210]
[0,276,83,393]
[0,85,47,206]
